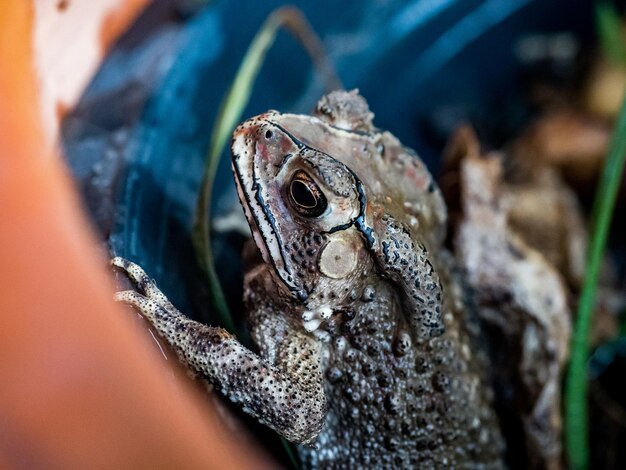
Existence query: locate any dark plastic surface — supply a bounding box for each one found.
[62,0,594,324]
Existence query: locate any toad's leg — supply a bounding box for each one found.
[372,214,445,339]
[111,257,327,444]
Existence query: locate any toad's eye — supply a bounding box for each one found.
[288,170,327,217]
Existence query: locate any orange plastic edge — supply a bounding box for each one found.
[0,3,272,468]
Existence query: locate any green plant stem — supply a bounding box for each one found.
[565,93,626,469]
[596,1,626,66]
[191,7,340,334]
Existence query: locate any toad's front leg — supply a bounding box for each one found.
[111,257,327,445]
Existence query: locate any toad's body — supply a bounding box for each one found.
[114,91,505,468]
[245,252,503,468]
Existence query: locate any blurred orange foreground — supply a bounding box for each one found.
[0,2,271,468]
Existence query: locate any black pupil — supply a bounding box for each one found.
[291,180,317,208]
[265,130,273,139]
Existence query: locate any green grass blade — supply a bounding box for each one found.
[280,434,300,470]
[565,93,626,469]
[192,7,341,332]
[192,7,340,333]
[191,9,284,333]
[596,1,626,65]
[191,9,338,467]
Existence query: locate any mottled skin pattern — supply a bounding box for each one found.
[114,91,505,468]
[113,258,327,445]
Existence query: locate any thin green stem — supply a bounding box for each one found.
[565,93,626,469]
[596,1,626,66]
[191,9,283,334]
[191,7,340,334]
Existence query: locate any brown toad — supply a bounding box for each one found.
[113,90,506,468]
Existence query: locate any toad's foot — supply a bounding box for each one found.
[111,256,178,322]
[111,256,234,380]
[110,257,327,444]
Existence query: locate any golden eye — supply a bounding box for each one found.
[288,170,327,217]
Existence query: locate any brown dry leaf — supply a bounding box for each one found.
[512,109,610,192]
[442,126,573,469]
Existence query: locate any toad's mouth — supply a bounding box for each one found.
[231,124,309,303]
